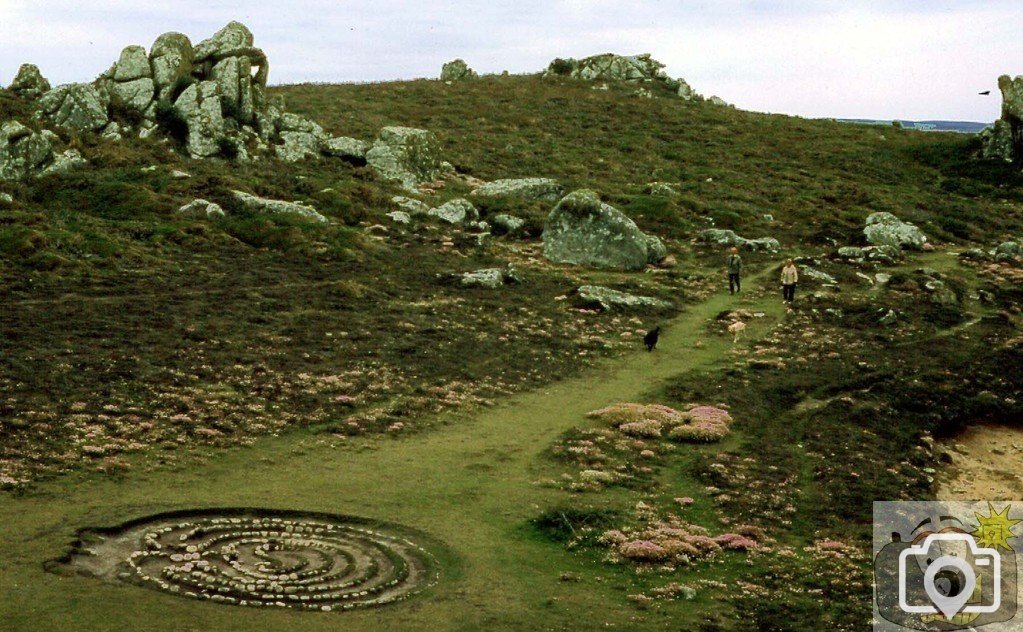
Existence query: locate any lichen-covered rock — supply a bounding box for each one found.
[38,83,110,132]
[440,59,477,81]
[8,64,51,98]
[863,212,927,250]
[545,53,671,84]
[647,182,680,196]
[645,235,668,263]
[470,177,564,201]
[193,21,268,89]
[178,198,225,219]
[212,56,257,123]
[491,213,526,235]
[802,267,837,285]
[113,45,152,81]
[677,79,697,101]
[0,121,54,180]
[428,198,478,224]
[707,96,732,107]
[232,190,327,223]
[697,229,780,253]
[366,126,446,191]
[543,189,660,270]
[38,149,86,177]
[149,32,194,97]
[110,77,156,112]
[458,268,507,289]
[574,285,671,312]
[980,120,1014,162]
[0,192,13,205]
[274,113,326,162]
[391,196,430,215]
[174,80,224,158]
[386,210,411,224]
[322,136,368,161]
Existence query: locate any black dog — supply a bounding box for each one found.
[644,326,661,351]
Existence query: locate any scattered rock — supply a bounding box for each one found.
[574,285,671,312]
[322,136,368,162]
[470,177,564,201]
[543,189,664,270]
[676,79,698,101]
[647,182,680,197]
[8,64,51,98]
[996,241,1021,260]
[391,196,430,215]
[386,211,411,224]
[428,198,478,224]
[878,309,899,326]
[38,149,87,177]
[231,190,327,223]
[707,96,733,107]
[0,192,13,205]
[491,213,526,235]
[440,59,477,81]
[177,198,225,219]
[275,113,327,163]
[801,267,837,285]
[697,229,780,253]
[863,212,927,250]
[456,266,520,289]
[366,127,447,191]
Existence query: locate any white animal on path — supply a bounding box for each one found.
[728,320,746,343]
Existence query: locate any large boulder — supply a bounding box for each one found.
[574,285,671,312]
[470,177,564,201]
[366,126,447,191]
[110,77,156,113]
[543,189,664,270]
[440,59,477,81]
[232,190,327,223]
[697,229,780,253]
[980,120,1013,162]
[174,81,224,158]
[0,121,55,180]
[863,212,927,250]
[150,33,194,98]
[193,21,268,88]
[8,64,51,98]
[37,83,110,132]
[113,45,152,81]
[274,113,326,162]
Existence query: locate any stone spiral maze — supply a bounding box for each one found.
[56,509,441,612]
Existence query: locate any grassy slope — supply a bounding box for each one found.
[277,76,1023,245]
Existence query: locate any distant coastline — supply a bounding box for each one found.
[837,118,988,133]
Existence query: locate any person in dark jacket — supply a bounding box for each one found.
[726,247,743,294]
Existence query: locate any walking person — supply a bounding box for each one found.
[781,258,798,303]
[726,247,742,295]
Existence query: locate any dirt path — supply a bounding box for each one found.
[936,424,1023,501]
[0,274,785,631]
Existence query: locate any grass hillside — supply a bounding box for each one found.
[3,73,1023,631]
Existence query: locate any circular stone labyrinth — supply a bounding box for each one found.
[54,509,442,612]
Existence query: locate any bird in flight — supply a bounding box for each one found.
[979,90,991,96]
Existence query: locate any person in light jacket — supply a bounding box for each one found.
[726,247,743,294]
[781,259,798,303]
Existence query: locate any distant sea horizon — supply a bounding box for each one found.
[836,118,988,134]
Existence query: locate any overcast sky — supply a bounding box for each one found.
[0,1,1019,121]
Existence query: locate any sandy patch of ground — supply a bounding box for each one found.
[936,424,1023,500]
